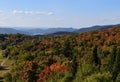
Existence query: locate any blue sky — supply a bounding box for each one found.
[0,0,120,28]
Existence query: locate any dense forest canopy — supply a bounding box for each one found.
[0,26,120,82]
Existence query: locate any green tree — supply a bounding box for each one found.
[108,46,117,72]
[116,73,120,82]
[62,38,73,58]
[83,72,112,82]
[91,45,100,66]
[2,49,10,58]
[71,56,78,76]
[53,41,61,55]
[4,73,12,82]
[112,47,120,80]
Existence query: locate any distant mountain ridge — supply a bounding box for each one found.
[28,28,76,35]
[0,27,76,35]
[75,24,120,33]
[0,24,119,35]
[0,28,28,34]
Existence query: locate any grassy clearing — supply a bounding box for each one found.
[0,50,4,64]
[0,50,14,66]
[0,50,11,78]
[4,59,14,66]
[0,70,10,77]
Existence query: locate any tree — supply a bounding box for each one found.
[71,56,78,76]
[2,49,10,58]
[108,46,117,72]
[83,72,112,82]
[91,45,100,66]
[18,61,38,82]
[62,38,73,58]
[112,47,120,80]
[116,73,120,82]
[4,73,12,82]
[53,41,61,55]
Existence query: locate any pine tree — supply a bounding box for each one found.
[62,38,73,58]
[71,56,78,76]
[112,47,120,80]
[53,41,61,55]
[108,46,116,72]
[91,45,100,66]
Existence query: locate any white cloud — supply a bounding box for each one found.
[110,17,120,20]
[98,16,120,22]
[55,18,64,21]
[0,10,3,14]
[12,10,54,16]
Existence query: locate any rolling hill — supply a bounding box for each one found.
[0,25,120,82]
[75,24,120,33]
[0,24,119,35]
[0,28,28,34]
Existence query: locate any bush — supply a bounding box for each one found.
[83,72,112,82]
[116,73,120,82]
[4,72,12,82]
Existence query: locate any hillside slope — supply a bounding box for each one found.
[0,26,120,82]
[75,24,120,33]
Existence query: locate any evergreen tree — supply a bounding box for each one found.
[53,41,61,55]
[112,47,120,80]
[91,45,100,66]
[62,38,73,58]
[108,46,117,72]
[71,56,78,76]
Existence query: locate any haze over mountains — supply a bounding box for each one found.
[27,28,76,35]
[0,24,119,35]
[0,28,28,34]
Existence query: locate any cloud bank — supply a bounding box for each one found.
[99,17,120,22]
[0,10,3,14]
[12,10,54,15]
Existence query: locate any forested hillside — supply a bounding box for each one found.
[0,26,120,82]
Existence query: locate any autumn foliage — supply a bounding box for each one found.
[37,63,69,82]
[1,26,120,82]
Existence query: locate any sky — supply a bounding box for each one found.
[0,0,120,28]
